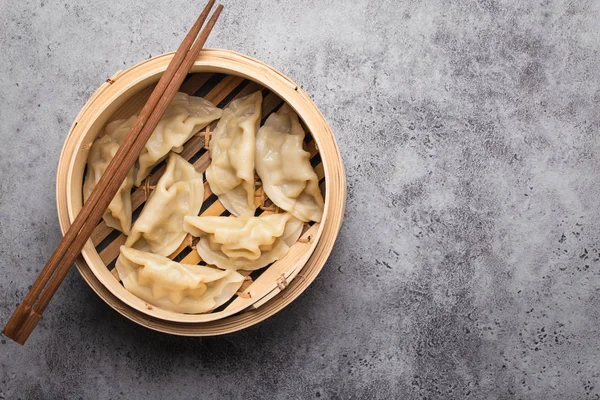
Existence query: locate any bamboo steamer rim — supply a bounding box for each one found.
[56,49,346,335]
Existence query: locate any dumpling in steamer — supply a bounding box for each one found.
[125,153,204,257]
[183,213,303,271]
[255,104,324,222]
[137,92,221,185]
[116,246,244,314]
[205,91,262,216]
[83,130,134,234]
[106,92,221,186]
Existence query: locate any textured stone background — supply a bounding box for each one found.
[2,0,600,398]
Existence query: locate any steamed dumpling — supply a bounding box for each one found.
[255,104,324,222]
[83,130,134,234]
[137,92,221,185]
[205,91,262,216]
[125,153,204,256]
[116,246,244,314]
[183,213,303,271]
[107,92,221,186]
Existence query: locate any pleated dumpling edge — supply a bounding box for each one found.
[183,213,304,271]
[255,104,324,222]
[101,92,222,187]
[205,91,262,217]
[83,132,134,234]
[125,153,204,257]
[116,246,244,314]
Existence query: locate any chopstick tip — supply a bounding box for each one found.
[213,4,224,17]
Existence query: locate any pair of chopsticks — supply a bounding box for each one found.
[3,1,223,345]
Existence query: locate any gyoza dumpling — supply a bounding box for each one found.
[205,91,262,216]
[183,213,303,271]
[106,92,221,186]
[125,153,204,256]
[136,92,221,185]
[116,246,244,314]
[83,130,134,234]
[255,104,324,222]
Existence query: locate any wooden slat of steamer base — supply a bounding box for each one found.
[95,86,285,264]
[179,73,214,95]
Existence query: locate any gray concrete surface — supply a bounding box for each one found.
[1,0,600,398]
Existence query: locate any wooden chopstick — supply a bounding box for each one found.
[2,2,223,345]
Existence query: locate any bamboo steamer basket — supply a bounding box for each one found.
[55,49,346,335]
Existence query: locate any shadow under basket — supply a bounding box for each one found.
[55,49,346,336]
